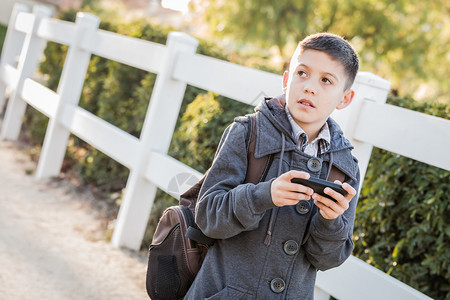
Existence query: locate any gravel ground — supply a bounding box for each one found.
[0,140,149,300]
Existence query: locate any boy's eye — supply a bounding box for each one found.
[322,77,332,84]
[298,71,307,77]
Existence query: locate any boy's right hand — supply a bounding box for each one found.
[270,170,314,207]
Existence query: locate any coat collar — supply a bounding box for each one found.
[254,95,354,159]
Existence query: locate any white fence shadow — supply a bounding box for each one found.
[1,4,447,300]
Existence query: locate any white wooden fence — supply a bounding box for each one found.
[1,4,448,299]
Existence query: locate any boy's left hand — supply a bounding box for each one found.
[312,181,356,220]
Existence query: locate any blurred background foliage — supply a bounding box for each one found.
[0,0,448,299]
[0,24,6,53]
[192,0,449,104]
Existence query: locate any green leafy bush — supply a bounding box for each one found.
[29,8,232,188]
[0,24,7,54]
[170,92,253,173]
[354,95,449,300]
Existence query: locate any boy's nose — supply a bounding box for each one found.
[303,85,317,95]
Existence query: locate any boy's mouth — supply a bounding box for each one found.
[297,99,315,108]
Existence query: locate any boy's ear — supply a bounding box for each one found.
[336,89,355,110]
[282,71,289,93]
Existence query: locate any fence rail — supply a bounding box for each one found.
[173,52,282,105]
[354,101,450,170]
[1,4,446,300]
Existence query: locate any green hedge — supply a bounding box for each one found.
[0,24,7,54]
[24,7,448,300]
[353,96,449,300]
[26,8,231,187]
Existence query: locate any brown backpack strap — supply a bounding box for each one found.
[327,165,346,183]
[244,114,272,184]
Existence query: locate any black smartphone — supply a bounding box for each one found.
[291,177,347,202]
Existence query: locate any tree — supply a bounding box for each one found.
[191,0,449,103]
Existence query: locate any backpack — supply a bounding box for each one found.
[145,114,271,300]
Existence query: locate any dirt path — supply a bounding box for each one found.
[0,140,148,300]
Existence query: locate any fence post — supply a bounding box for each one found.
[331,72,391,185]
[34,12,100,179]
[0,3,30,114]
[0,5,52,140]
[111,32,199,250]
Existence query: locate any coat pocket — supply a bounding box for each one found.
[205,285,255,300]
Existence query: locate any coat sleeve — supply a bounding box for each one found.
[195,120,276,240]
[303,164,361,271]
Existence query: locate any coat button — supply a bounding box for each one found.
[270,278,286,293]
[296,200,311,215]
[307,157,322,172]
[283,240,299,255]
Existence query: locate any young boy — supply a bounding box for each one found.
[185,33,360,299]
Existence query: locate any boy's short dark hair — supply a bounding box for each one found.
[298,33,359,90]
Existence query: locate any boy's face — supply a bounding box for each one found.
[282,49,354,134]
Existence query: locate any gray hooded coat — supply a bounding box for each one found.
[185,97,360,299]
